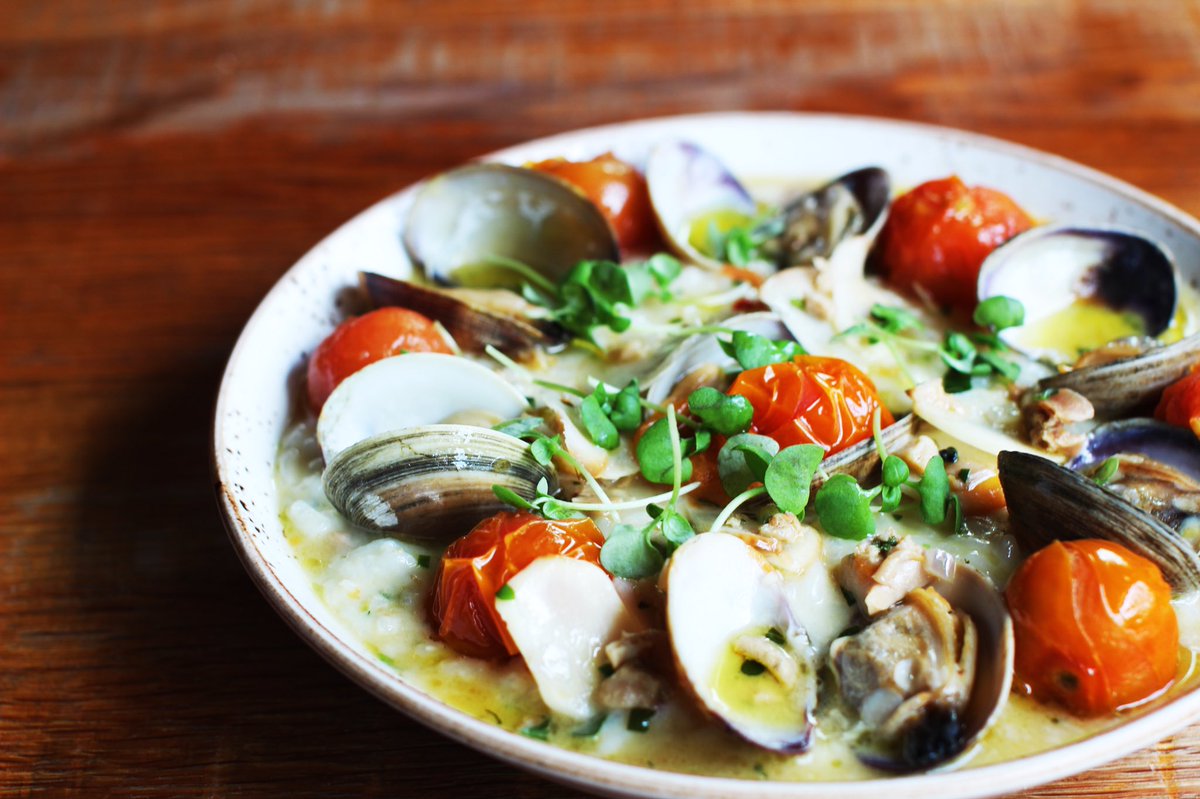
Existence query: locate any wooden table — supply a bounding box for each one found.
[4,1,1200,795]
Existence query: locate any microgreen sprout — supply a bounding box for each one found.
[1093,456,1121,486]
[718,330,806,371]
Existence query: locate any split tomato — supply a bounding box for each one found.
[1006,539,1178,716]
[871,176,1034,312]
[728,356,893,456]
[430,511,605,659]
[306,307,451,413]
[530,153,660,253]
[1155,366,1200,438]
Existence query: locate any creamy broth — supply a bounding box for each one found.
[275,158,1200,781]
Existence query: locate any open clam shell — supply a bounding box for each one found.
[361,271,567,358]
[664,533,816,753]
[316,352,528,463]
[977,225,1178,362]
[404,163,619,288]
[1034,333,1200,418]
[997,450,1200,594]
[323,425,557,539]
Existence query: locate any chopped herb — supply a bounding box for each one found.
[377,652,396,667]
[957,468,971,483]
[873,535,900,555]
[484,709,502,725]
[571,714,608,738]
[416,554,431,569]
[598,663,616,678]
[740,660,767,676]
[973,295,1026,331]
[1093,456,1121,486]
[520,718,552,741]
[495,584,515,601]
[627,708,656,733]
[492,416,547,439]
[765,627,787,646]
[939,447,959,465]
[870,303,924,334]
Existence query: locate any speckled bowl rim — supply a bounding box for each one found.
[214,111,1200,799]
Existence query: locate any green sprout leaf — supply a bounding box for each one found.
[609,380,643,431]
[918,455,950,525]
[763,444,825,516]
[814,474,876,540]
[687,387,754,436]
[881,455,910,488]
[719,330,806,371]
[974,296,1025,331]
[717,433,779,496]
[636,418,694,485]
[492,485,536,512]
[1093,456,1121,486]
[495,584,516,601]
[600,525,665,579]
[870,304,924,334]
[580,394,619,450]
[493,416,547,439]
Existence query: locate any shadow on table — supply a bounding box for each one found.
[66,347,566,797]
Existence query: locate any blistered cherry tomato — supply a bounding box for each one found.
[1006,539,1177,716]
[430,511,605,659]
[306,307,451,413]
[1155,366,1200,438]
[530,153,659,253]
[728,356,894,455]
[872,176,1034,312]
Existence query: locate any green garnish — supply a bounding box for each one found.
[687,387,754,436]
[495,584,515,601]
[814,474,876,540]
[873,535,900,555]
[1093,456,1121,486]
[416,554,431,569]
[740,660,767,676]
[957,468,971,483]
[918,456,951,525]
[492,416,548,439]
[973,295,1026,331]
[571,715,608,738]
[719,329,806,371]
[762,445,825,516]
[765,627,786,645]
[716,433,779,496]
[520,718,552,741]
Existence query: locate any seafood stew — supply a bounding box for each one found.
[255,119,1200,788]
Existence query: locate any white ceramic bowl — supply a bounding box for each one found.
[214,112,1200,799]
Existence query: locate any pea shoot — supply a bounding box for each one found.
[718,329,806,370]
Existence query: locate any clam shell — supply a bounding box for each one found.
[997,450,1200,594]
[812,415,917,491]
[1036,333,1200,418]
[764,166,891,268]
[404,163,618,287]
[323,425,557,539]
[361,271,566,357]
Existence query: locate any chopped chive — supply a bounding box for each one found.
[957,468,971,483]
[520,718,552,741]
[416,554,431,569]
[495,584,515,601]
[765,627,786,646]
[1093,456,1120,486]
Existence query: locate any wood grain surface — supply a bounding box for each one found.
[4,1,1200,796]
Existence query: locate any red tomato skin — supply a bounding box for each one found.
[1006,539,1178,716]
[306,307,451,413]
[872,176,1034,312]
[430,511,605,659]
[1155,367,1200,438]
[530,153,660,253]
[728,356,894,456]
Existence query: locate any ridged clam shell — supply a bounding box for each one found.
[361,271,566,357]
[811,415,917,492]
[404,163,618,287]
[997,450,1200,594]
[323,425,557,540]
[1036,333,1200,418]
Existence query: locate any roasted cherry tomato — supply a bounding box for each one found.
[430,511,605,659]
[871,176,1034,312]
[728,356,894,455]
[1155,366,1200,438]
[530,153,659,253]
[306,307,451,413]
[1006,539,1177,716]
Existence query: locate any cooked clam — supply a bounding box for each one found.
[1032,333,1200,419]
[831,564,1013,772]
[664,532,817,752]
[646,140,890,270]
[323,424,557,538]
[361,271,567,358]
[316,352,528,463]
[1068,419,1200,535]
[403,163,619,288]
[977,226,1178,363]
[997,450,1200,594]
